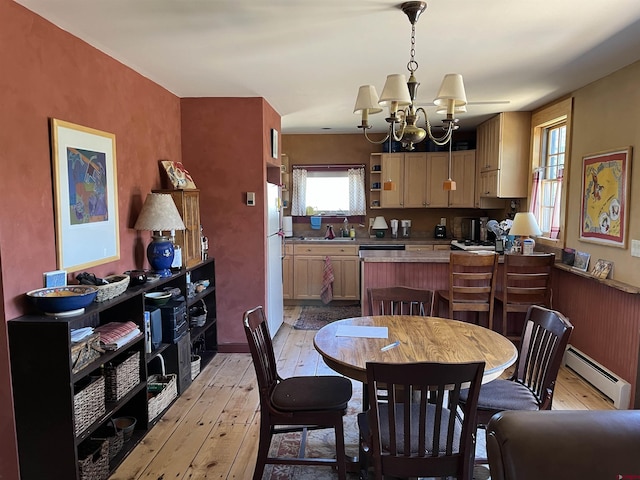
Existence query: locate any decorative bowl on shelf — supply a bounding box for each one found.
[26,286,98,315]
[144,291,172,306]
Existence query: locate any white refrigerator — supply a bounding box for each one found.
[266,182,284,338]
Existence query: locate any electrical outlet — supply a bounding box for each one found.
[632,239,640,258]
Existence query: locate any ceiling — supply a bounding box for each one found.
[15,0,640,135]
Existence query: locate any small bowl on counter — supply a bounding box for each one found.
[26,285,98,316]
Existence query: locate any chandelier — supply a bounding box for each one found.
[353,1,467,153]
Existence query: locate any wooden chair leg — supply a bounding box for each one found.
[253,418,271,480]
[334,416,347,480]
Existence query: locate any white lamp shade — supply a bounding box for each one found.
[134,193,186,232]
[509,212,542,237]
[354,85,383,114]
[379,74,412,107]
[433,73,467,107]
[372,216,389,229]
[435,104,467,115]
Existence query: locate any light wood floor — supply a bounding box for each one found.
[109,306,614,479]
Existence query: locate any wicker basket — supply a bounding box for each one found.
[189,300,207,327]
[91,419,124,461]
[94,275,130,302]
[78,439,109,480]
[190,355,201,380]
[74,376,106,437]
[71,332,104,374]
[147,354,178,422]
[104,351,140,403]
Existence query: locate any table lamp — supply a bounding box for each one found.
[372,216,389,238]
[134,193,186,276]
[509,212,542,254]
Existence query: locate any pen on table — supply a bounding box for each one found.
[380,340,400,352]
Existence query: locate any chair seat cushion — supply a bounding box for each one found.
[360,403,461,455]
[271,375,352,412]
[461,379,539,411]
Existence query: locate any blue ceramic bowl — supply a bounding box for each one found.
[26,286,98,314]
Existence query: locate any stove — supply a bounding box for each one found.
[450,240,496,251]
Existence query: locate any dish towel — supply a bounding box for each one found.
[320,256,335,304]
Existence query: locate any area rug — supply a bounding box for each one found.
[292,305,362,330]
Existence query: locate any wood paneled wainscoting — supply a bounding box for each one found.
[552,265,640,407]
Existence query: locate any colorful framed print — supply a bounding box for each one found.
[579,147,632,248]
[160,160,197,189]
[573,250,591,272]
[51,119,120,272]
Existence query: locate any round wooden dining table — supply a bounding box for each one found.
[314,315,518,384]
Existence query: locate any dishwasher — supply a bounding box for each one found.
[359,244,406,251]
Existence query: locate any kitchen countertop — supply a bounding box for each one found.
[359,250,504,263]
[285,236,452,247]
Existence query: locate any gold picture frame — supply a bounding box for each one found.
[579,146,632,248]
[51,119,120,272]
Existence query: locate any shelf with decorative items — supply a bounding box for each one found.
[369,153,383,209]
[8,260,217,480]
[185,257,217,372]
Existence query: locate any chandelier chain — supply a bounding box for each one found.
[407,23,418,75]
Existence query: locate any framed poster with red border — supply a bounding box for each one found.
[579,147,632,248]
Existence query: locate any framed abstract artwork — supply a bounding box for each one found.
[579,147,632,248]
[51,119,120,272]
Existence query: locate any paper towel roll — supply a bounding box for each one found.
[283,216,293,237]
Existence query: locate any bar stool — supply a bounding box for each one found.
[436,252,499,329]
[495,253,555,341]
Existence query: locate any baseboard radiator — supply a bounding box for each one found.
[562,345,631,409]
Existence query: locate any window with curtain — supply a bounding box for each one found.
[530,98,572,246]
[291,166,366,216]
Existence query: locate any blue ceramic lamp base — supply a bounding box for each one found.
[147,236,175,277]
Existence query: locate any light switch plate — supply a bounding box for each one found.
[246,192,255,206]
[631,239,640,258]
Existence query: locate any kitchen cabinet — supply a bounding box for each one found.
[369,154,382,209]
[475,112,531,202]
[292,244,359,300]
[8,259,216,480]
[282,244,294,299]
[405,244,434,252]
[372,151,474,209]
[448,150,476,208]
[153,189,202,267]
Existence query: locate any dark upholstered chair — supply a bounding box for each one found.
[368,286,435,316]
[358,361,485,480]
[495,253,555,341]
[243,306,353,480]
[486,410,640,480]
[462,305,573,428]
[436,252,498,329]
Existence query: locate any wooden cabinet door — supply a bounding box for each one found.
[479,170,499,197]
[380,153,404,208]
[425,153,449,208]
[449,150,476,208]
[154,189,202,267]
[292,256,324,299]
[333,256,360,300]
[403,153,427,207]
[477,115,500,172]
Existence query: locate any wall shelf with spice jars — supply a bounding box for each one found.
[369,153,382,209]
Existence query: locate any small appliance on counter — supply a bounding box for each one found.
[435,224,446,238]
[400,219,411,238]
[390,219,399,239]
[282,216,293,237]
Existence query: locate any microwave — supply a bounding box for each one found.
[461,218,481,241]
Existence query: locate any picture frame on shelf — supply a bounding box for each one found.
[160,160,197,189]
[50,119,119,272]
[590,258,613,279]
[579,147,632,248]
[572,250,591,272]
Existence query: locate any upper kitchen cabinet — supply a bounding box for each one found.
[380,153,405,208]
[475,112,531,202]
[448,150,476,208]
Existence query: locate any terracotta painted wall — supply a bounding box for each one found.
[0,1,182,477]
[181,98,281,350]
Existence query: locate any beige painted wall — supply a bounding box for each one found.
[564,60,640,286]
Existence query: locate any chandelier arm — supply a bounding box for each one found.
[363,129,391,145]
[414,107,454,145]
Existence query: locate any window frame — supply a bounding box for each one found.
[529,97,573,248]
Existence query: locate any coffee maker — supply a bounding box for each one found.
[400,219,411,238]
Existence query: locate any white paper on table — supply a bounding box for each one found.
[335,325,388,339]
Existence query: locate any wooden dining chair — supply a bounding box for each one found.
[495,253,555,341]
[368,286,435,316]
[461,305,573,429]
[243,306,353,480]
[436,252,499,329]
[358,361,485,480]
